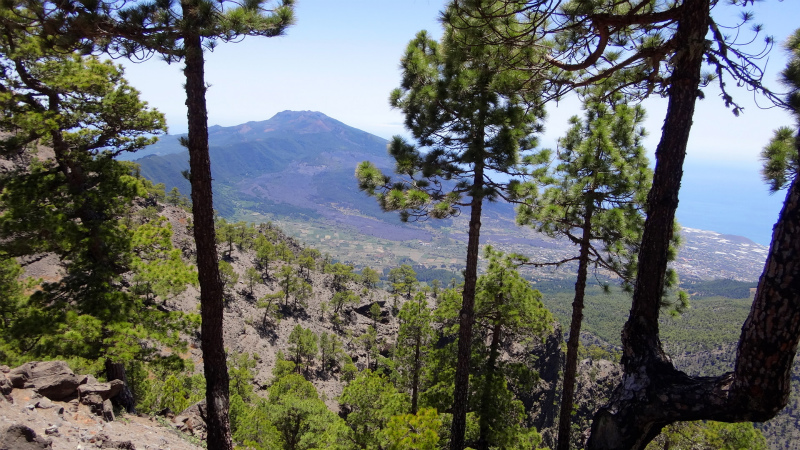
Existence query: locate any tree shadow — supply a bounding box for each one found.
[256,321,278,345]
[279,304,310,321]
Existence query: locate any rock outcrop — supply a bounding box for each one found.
[7,361,80,401]
[1,361,125,421]
[0,424,53,450]
[173,400,208,440]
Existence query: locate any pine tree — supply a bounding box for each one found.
[369,303,382,328]
[388,265,419,299]
[319,331,344,373]
[0,11,197,411]
[218,260,239,302]
[339,370,410,450]
[266,372,342,450]
[258,293,282,328]
[575,3,799,447]
[275,265,295,307]
[381,408,442,450]
[98,3,295,447]
[292,279,312,311]
[130,216,198,304]
[471,247,551,450]
[356,4,545,445]
[217,220,237,258]
[255,234,276,278]
[442,3,797,447]
[227,352,257,404]
[297,247,320,280]
[274,264,310,310]
[761,29,800,194]
[357,326,379,371]
[396,292,433,414]
[243,267,261,297]
[326,262,356,292]
[361,266,380,289]
[515,92,656,450]
[229,396,282,450]
[275,241,295,263]
[166,187,188,207]
[430,279,442,299]
[0,257,32,363]
[331,290,360,315]
[287,325,317,375]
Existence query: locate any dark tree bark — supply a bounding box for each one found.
[557,206,594,450]
[730,173,800,420]
[105,360,135,413]
[587,0,800,448]
[450,161,485,450]
[181,2,232,449]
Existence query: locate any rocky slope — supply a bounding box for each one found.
[4,198,790,450]
[0,362,202,450]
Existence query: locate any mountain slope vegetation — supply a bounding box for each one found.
[132,111,768,284]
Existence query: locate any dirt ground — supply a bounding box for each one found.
[0,388,202,450]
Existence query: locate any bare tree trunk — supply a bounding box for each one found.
[411,332,421,415]
[586,0,799,447]
[105,360,135,414]
[557,208,594,450]
[181,2,232,449]
[450,163,485,450]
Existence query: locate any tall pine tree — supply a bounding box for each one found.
[97,3,294,447]
[356,4,546,446]
[396,292,433,414]
[0,6,199,413]
[515,92,655,450]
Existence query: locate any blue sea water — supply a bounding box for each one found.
[677,161,785,246]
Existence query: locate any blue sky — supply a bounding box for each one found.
[119,0,799,245]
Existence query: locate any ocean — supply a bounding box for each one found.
[677,160,786,246]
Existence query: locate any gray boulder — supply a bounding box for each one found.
[89,434,135,450]
[173,400,207,440]
[7,361,79,400]
[0,424,53,450]
[0,373,12,397]
[78,379,124,401]
[102,399,115,422]
[78,380,124,421]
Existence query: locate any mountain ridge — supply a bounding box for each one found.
[130,110,768,282]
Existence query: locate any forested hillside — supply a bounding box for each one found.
[0,176,778,449]
[133,110,769,284]
[3,2,799,450]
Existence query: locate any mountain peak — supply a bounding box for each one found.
[248,110,344,135]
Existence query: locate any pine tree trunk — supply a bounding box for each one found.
[557,209,593,450]
[586,1,709,447]
[450,162,485,450]
[105,360,135,414]
[181,2,232,449]
[587,149,800,450]
[731,166,800,418]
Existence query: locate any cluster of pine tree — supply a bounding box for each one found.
[2,0,799,449]
[0,15,201,411]
[191,235,768,450]
[198,246,555,450]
